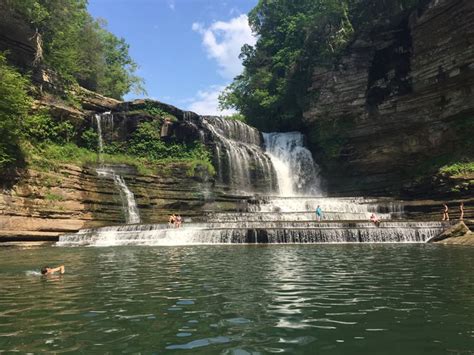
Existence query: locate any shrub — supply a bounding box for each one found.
[439,162,474,176]
[23,110,75,144]
[81,128,99,151]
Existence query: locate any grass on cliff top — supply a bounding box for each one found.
[24,142,154,175]
[23,142,215,177]
[439,161,474,176]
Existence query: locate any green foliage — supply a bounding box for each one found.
[0,52,31,168]
[220,0,423,131]
[7,0,145,99]
[81,128,99,151]
[439,162,474,176]
[45,192,64,201]
[24,142,152,175]
[186,159,216,178]
[128,121,213,168]
[22,109,75,144]
[141,102,178,121]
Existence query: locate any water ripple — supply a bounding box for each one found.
[0,244,473,353]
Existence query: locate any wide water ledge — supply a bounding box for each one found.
[57,221,453,246]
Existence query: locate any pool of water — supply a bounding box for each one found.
[1,244,473,353]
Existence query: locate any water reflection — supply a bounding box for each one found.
[0,245,473,353]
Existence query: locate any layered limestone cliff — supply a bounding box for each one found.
[304,0,474,196]
[0,162,245,241]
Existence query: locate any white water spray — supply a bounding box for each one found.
[202,117,276,193]
[263,132,322,196]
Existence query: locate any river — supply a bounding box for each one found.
[1,244,473,353]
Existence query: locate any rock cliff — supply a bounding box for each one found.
[0,161,247,241]
[304,0,474,196]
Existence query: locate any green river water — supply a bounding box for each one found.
[0,244,473,354]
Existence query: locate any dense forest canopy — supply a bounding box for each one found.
[219,0,423,131]
[3,0,144,99]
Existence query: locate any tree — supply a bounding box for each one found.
[5,0,145,99]
[219,0,421,132]
[0,53,31,167]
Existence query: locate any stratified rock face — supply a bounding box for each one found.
[304,0,474,196]
[0,164,245,240]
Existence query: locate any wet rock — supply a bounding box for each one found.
[427,221,471,243]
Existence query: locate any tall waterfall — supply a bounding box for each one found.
[202,117,277,193]
[263,132,321,196]
[94,113,140,224]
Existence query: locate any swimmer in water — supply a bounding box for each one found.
[41,265,65,275]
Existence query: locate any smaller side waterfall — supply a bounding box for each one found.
[263,132,321,196]
[94,113,140,224]
[96,167,141,224]
[94,112,114,162]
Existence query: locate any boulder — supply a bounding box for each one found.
[427,221,471,243]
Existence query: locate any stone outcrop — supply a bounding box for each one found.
[0,163,246,241]
[426,221,470,242]
[426,220,474,244]
[304,0,474,196]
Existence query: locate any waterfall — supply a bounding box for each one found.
[202,117,277,193]
[58,116,450,245]
[94,113,140,224]
[94,112,114,162]
[263,132,321,196]
[96,167,141,224]
[57,221,451,246]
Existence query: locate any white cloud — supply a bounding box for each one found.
[167,0,175,11]
[188,85,236,116]
[192,14,256,79]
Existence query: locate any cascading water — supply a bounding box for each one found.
[263,132,321,196]
[56,220,450,246]
[58,116,450,246]
[202,117,277,193]
[94,113,140,224]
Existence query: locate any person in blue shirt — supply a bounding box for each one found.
[315,205,323,221]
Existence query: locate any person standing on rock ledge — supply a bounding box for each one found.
[315,205,323,221]
[442,204,449,221]
[459,202,464,220]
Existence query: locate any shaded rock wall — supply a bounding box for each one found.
[0,3,36,70]
[305,0,474,196]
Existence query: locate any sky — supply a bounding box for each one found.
[87,0,258,115]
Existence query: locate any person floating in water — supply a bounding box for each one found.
[459,202,464,220]
[315,205,323,221]
[442,204,449,221]
[370,213,380,227]
[41,265,65,275]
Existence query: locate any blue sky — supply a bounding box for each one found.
[88,0,258,115]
